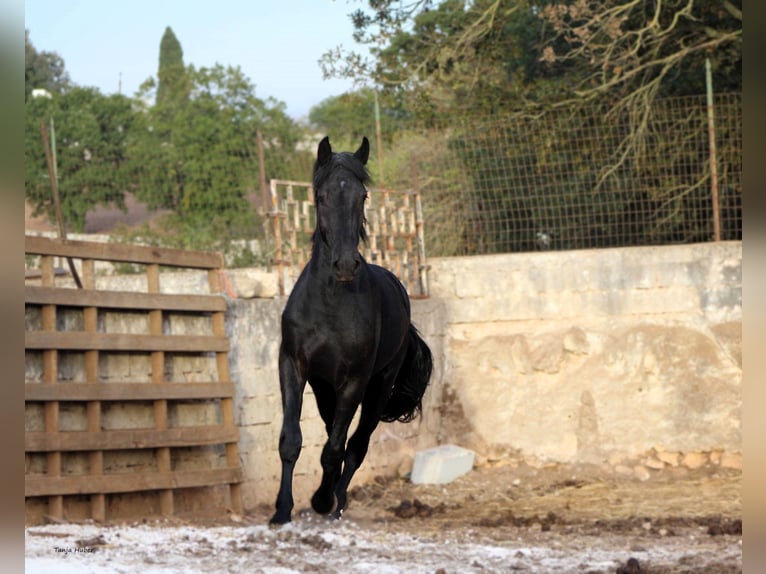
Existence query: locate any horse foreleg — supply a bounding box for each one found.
[269,351,306,525]
[311,385,362,516]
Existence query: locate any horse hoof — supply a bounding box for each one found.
[311,491,335,515]
[268,513,291,526]
[329,508,343,521]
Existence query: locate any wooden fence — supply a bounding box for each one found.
[24,235,242,524]
[268,180,429,297]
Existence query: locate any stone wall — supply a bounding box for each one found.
[425,241,742,477]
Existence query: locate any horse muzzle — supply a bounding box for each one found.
[333,253,362,282]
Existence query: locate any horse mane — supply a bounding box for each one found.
[312,151,371,245]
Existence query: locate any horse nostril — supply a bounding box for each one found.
[332,255,361,281]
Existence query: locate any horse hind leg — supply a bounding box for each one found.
[331,375,393,519]
[311,385,363,516]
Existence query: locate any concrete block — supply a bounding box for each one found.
[411,444,475,485]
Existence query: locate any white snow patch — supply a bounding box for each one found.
[26,518,740,573]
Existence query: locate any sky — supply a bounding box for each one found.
[24,0,368,119]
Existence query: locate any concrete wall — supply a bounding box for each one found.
[27,241,741,512]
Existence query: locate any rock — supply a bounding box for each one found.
[720,451,742,470]
[563,327,589,355]
[633,465,651,481]
[656,450,680,467]
[616,557,645,573]
[644,456,665,470]
[411,444,475,485]
[228,269,279,298]
[682,451,708,469]
[530,338,564,374]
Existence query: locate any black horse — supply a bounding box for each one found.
[269,136,432,525]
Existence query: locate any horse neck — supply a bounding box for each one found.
[306,236,338,286]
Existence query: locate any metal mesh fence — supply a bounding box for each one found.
[385,93,742,256]
[26,93,741,267]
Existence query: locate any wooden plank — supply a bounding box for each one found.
[25,382,236,402]
[26,331,229,353]
[26,425,239,452]
[25,286,227,312]
[25,467,242,497]
[25,235,223,270]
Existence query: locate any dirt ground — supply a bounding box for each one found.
[25,461,742,573]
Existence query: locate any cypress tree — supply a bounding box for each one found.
[156,26,186,106]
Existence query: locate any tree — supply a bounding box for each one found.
[325,0,741,118]
[309,88,412,145]
[324,1,741,255]
[25,87,136,231]
[538,0,742,107]
[156,26,188,106]
[322,1,571,117]
[127,63,304,248]
[25,29,70,101]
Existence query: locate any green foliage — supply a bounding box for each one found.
[310,89,377,141]
[24,24,309,254]
[25,87,136,232]
[127,63,305,245]
[25,30,70,101]
[308,87,417,182]
[321,0,741,255]
[329,0,577,116]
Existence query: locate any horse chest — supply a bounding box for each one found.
[284,302,378,375]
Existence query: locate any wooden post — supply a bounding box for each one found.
[41,255,63,521]
[415,191,428,297]
[257,129,269,215]
[705,58,721,241]
[147,264,173,516]
[208,267,243,515]
[410,154,428,296]
[374,91,384,185]
[82,259,105,521]
[270,180,285,296]
[39,119,82,288]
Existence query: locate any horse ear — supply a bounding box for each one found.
[317,136,332,166]
[354,137,370,165]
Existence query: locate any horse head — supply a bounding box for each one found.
[313,136,370,282]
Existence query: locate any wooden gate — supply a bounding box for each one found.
[268,180,429,297]
[24,235,242,523]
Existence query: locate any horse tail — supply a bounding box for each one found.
[380,324,433,423]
